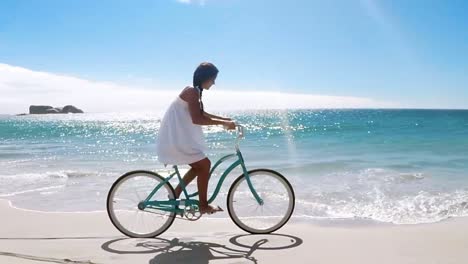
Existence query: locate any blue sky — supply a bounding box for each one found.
[1,0,467,111]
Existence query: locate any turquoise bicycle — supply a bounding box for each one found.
[106,125,295,238]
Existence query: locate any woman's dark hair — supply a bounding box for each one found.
[193,62,218,112]
[193,62,218,88]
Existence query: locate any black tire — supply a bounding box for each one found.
[106,170,176,238]
[227,169,295,234]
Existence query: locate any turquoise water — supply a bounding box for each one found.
[1,109,468,224]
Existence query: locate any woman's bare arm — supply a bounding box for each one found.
[182,88,228,126]
[203,111,231,121]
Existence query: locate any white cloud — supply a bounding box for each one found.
[202,90,395,111]
[0,63,396,114]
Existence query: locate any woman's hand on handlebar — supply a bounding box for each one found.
[223,121,237,130]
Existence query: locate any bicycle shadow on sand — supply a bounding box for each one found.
[101,233,303,264]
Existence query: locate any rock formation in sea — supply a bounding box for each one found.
[28,105,84,114]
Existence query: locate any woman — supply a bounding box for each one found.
[156,62,236,215]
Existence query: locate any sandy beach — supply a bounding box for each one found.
[1,199,467,264]
[2,0,468,263]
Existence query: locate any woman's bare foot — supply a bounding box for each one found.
[199,204,223,215]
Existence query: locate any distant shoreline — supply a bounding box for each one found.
[2,107,468,116]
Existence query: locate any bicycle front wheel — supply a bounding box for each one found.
[227,169,295,234]
[107,170,176,238]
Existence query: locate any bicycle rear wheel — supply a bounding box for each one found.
[227,169,295,234]
[107,170,176,238]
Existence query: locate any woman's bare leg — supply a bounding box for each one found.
[189,158,221,214]
[174,168,197,199]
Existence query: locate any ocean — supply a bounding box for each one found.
[1,109,468,225]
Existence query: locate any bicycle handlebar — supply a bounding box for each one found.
[234,123,244,150]
[235,124,244,137]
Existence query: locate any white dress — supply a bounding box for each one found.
[156,88,206,165]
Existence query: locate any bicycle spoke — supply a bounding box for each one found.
[141,211,151,234]
[228,170,294,233]
[134,189,142,202]
[133,209,141,233]
[107,171,176,237]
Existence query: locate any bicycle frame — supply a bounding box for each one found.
[141,142,264,214]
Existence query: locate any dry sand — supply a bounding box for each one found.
[1,199,467,264]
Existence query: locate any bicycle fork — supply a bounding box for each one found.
[238,150,264,206]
